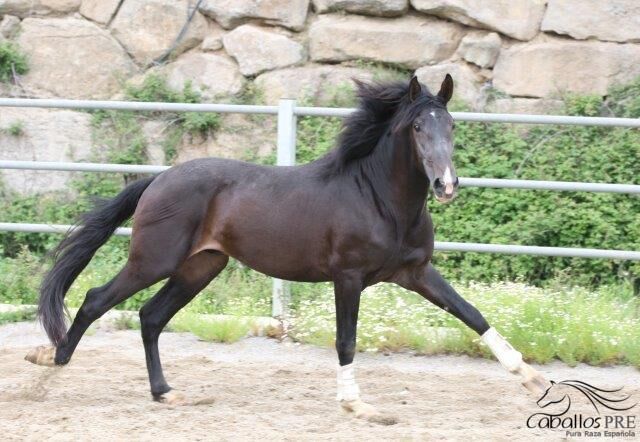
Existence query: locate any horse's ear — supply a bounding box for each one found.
[437,74,454,104]
[408,76,421,102]
[351,77,370,97]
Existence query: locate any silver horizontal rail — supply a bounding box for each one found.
[1,222,637,260]
[0,98,279,114]
[435,241,640,260]
[0,160,169,174]
[458,177,640,194]
[1,160,638,194]
[450,112,640,127]
[0,222,132,236]
[1,98,640,127]
[292,107,640,127]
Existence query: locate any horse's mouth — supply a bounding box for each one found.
[434,193,456,203]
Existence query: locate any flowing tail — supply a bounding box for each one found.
[39,176,156,346]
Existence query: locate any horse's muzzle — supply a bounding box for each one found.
[433,177,459,203]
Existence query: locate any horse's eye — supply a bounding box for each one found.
[413,123,421,132]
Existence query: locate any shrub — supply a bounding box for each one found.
[604,76,640,119]
[0,248,41,304]
[0,41,28,83]
[428,95,640,286]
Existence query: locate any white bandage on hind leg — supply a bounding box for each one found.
[336,363,360,401]
[481,327,523,373]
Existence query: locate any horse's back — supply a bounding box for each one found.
[129,157,330,279]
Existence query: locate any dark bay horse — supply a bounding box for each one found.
[26,75,549,421]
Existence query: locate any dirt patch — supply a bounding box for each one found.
[0,322,638,440]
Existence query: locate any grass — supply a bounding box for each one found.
[291,282,640,367]
[0,307,37,325]
[112,313,141,331]
[1,121,24,136]
[171,313,251,344]
[1,249,638,365]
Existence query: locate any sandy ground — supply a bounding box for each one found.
[0,321,638,441]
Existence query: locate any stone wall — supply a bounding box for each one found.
[1,0,639,192]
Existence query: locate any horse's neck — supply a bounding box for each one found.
[387,131,430,213]
[360,130,430,219]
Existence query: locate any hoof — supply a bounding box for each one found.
[157,390,188,406]
[24,346,57,367]
[341,399,398,425]
[156,390,215,406]
[518,363,551,397]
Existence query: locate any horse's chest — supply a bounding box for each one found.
[330,212,433,279]
[361,234,433,284]
[389,242,431,269]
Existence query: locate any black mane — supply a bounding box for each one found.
[328,79,446,170]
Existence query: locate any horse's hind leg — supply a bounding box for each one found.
[51,262,169,365]
[139,251,228,404]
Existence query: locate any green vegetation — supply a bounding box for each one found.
[0,307,37,325]
[92,74,220,165]
[112,313,141,331]
[1,249,637,365]
[430,91,640,287]
[352,60,412,83]
[0,41,28,83]
[172,313,251,343]
[1,121,24,136]
[291,282,640,367]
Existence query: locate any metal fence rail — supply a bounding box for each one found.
[0,98,280,115]
[2,222,638,261]
[2,98,640,127]
[1,97,639,312]
[1,160,639,194]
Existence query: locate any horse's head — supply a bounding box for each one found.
[404,74,458,203]
[537,380,568,409]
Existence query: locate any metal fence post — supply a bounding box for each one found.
[272,99,297,318]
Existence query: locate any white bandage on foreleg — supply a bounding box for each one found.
[481,327,523,373]
[337,363,360,401]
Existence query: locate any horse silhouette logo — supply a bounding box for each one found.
[537,380,637,415]
[527,379,637,433]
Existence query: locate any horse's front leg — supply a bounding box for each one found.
[333,274,397,425]
[392,263,550,396]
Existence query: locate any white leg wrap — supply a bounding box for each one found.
[336,363,360,402]
[481,327,523,373]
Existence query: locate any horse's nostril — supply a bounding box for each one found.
[454,177,460,187]
[434,178,443,190]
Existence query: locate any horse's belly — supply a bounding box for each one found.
[194,215,332,282]
[235,255,330,282]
